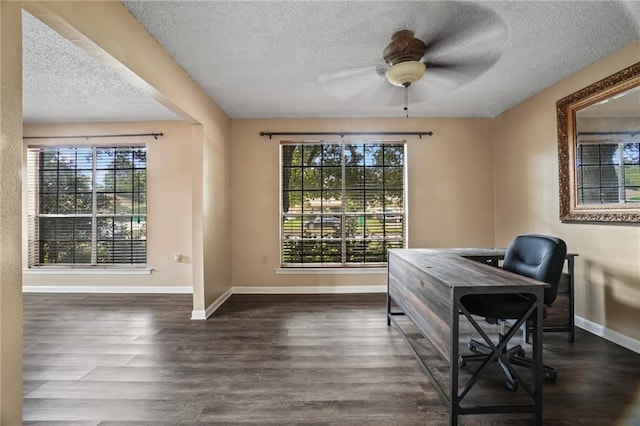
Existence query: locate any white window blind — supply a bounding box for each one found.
[280,141,407,267]
[576,141,640,204]
[26,145,147,267]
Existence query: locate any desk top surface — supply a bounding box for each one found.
[441,247,578,259]
[388,248,549,291]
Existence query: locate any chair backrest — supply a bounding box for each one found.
[503,234,567,305]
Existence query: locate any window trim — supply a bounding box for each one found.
[26,144,148,269]
[279,139,408,268]
[576,140,640,204]
[23,266,152,275]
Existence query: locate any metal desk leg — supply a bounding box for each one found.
[532,292,544,426]
[568,256,575,343]
[450,297,461,426]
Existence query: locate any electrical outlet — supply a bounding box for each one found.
[261,255,268,264]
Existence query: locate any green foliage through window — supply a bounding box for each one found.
[27,145,147,266]
[281,141,406,266]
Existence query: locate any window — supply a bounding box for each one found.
[280,141,406,267]
[576,141,640,204]
[27,145,147,267]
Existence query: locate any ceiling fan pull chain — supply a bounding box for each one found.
[404,83,409,118]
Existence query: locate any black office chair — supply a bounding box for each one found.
[458,234,567,391]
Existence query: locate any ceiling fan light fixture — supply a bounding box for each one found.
[385,61,426,87]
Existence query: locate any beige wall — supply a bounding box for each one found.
[230,118,495,287]
[201,122,232,306]
[21,1,233,311]
[493,39,640,341]
[22,121,193,289]
[0,2,24,423]
[0,3,232,421]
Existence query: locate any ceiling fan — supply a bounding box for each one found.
[318,4,505,116]
[379,30,430,116]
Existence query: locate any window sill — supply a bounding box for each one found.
[24,267,153,275]
[275,267,387,275]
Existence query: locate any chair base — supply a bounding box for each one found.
[459,339,558,392]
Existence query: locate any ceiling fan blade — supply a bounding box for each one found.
[417,2,505,87]
[319,64,449,108]
[317,65,384,101]
[375,60,389,76]
[419,2,505,60]
[423,60,497,91]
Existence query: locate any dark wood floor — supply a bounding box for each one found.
[22,293,640,425]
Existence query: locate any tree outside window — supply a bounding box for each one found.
[281,141,406,266]
[27,146,147,266]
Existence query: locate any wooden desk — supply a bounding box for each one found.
[387,248,548,426]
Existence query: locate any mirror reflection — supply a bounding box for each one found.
[575,85,640,205]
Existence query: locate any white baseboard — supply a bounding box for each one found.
[191,287,232,320]
[575,315,640,354]
[23,285,193,294]
[232,285,387,294]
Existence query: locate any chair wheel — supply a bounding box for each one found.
[459,357,467,369]
[468,342,478,352]
[545,371,558,382]
[506,380,518,392]
[517,349,526,357]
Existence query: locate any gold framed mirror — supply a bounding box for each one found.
[557,62,640,223]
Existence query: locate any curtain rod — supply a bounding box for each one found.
[23,132,164,140]
[259,131,433,140]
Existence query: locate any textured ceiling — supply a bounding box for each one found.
[22,1,640,122]
[22,11,179,124]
